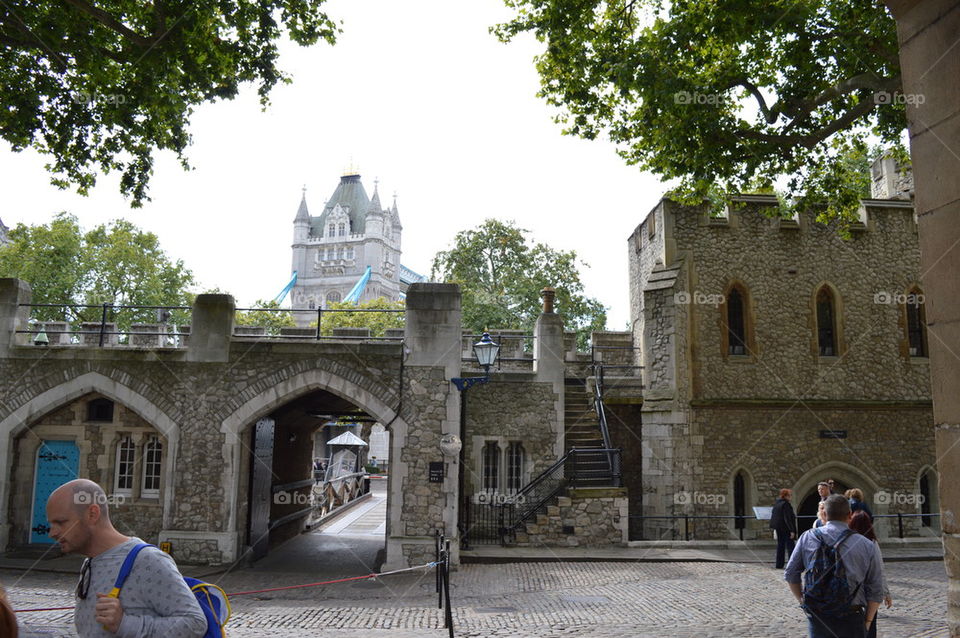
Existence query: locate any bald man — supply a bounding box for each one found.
[46,479,205,638]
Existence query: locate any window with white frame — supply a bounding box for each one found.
[141,436,163,498]
[114,436,135,496]
[338,223,345,237]
[327,224,335,237]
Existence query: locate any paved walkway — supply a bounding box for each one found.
[5,481,948,637]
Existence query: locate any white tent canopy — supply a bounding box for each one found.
[327,431,368,447]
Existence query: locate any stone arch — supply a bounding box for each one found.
[792,460,880,530]
[0,371,180,548]
[218,366,409,562]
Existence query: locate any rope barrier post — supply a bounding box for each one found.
[436,530,443,607]
[442,539,454,637]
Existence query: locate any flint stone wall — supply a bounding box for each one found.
[515,489,628,547]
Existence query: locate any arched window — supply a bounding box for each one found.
[733,472,746,530]
[326,291,342,305]
[141,436,163,498]
[114,436,135,496]
[905,288,928,357]
[506,442,525,493]
[919,470,933,527]
[816,286,837,356]
[482,441,500,492]
[338,223,345,237]
[327,224,335,237]
[727,287,747,355]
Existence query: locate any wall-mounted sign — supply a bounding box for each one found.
[428,461,445,483]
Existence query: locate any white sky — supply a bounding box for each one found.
[0,0,668,330]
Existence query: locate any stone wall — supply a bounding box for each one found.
[463,375,559,495]
[8,393,167,546]
[514,488,628,547]
[684,404,936,540]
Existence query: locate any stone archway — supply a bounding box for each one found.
[792,462,880,531]
[219,367,409,566]
[0,371,180,550]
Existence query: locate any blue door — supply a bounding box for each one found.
[31,440,80,543]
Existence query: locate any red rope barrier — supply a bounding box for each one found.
[14,564,435,614]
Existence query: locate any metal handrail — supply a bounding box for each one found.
[591,364,616,477]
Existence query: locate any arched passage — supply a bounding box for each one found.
[0,371,180,550]
[219,367,409,566]
[792,462,880,531]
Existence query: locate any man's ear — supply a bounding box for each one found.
[85,503,102,525]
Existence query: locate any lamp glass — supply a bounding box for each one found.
[473,332,500,368]
[439,434,462,457]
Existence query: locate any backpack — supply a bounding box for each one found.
[801,528,861,619]
[110,543,231,638]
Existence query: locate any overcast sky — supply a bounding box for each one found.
[0,0,667,330]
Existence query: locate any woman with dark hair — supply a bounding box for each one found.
[849,511,893,638]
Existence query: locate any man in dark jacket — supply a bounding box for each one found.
[770,488,798,568]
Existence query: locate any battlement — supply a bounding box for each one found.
[630,194,918,268]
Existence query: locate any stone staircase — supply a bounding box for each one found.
[564,378,610,486]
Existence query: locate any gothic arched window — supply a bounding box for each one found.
[141,436,163,498]
[733,472,746,530]
[726,287,747,355]
[816,286,838,356]
[905,287,928,357]
[326,291,342,305]
[338,223,345,237]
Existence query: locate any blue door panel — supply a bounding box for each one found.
[31,440,80,543]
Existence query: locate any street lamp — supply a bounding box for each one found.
[451,332,500,548]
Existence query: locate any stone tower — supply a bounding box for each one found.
[290,173,404,322]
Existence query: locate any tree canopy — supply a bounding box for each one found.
[432,219,606,347]
[0,1,338,206]
[495,0,907,217]
[0,213,194,327]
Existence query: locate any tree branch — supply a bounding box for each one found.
[735,93,884,150]
[59,0,154,47]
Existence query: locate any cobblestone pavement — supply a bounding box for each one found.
[6,560,948,637]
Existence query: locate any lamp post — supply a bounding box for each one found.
[450,332,500,548]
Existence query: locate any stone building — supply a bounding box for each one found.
[0,218,9,245]
[627,160,938,541]
[290,172,423,322]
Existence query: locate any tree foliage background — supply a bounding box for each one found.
[0,213,194,328]
[432,219,606,348]
[0,0,338,205]
[495,0,908,219]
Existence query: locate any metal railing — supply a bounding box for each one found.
[15,302,407,346]
[630,512,942,541]
[460,332,536,371]
[465,448,622,546]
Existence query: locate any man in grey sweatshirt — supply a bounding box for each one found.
[46,479,206,638]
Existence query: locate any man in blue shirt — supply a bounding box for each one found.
[785,494,884,638]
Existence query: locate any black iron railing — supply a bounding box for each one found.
[464,447,622,546]
[630,512,942,541]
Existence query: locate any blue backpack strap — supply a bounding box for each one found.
[108,543,153,598]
